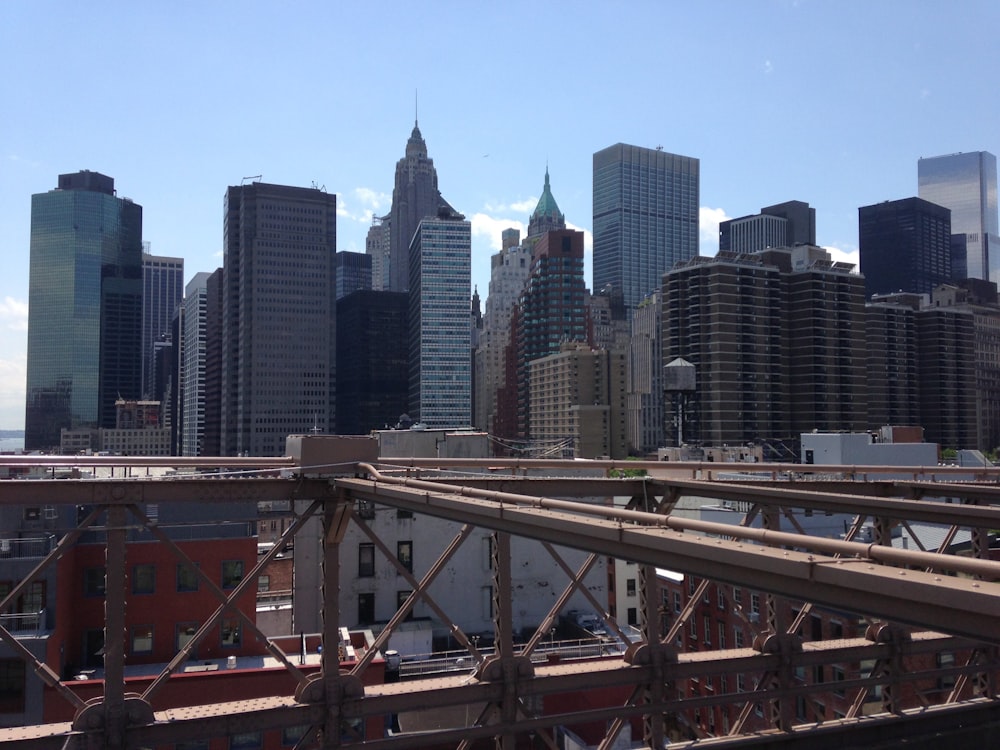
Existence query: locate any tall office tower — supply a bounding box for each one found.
[593,143,699,311]
[918,151,1000,283]
[222,182,337,456]
[719,200,816,254]
[141,252,184,399]
[859,198,952,298]
[366,216,390,291]
[627,292,663,455]
[180,272,210,456]
[202,269,224,456]
[336,290,410,435]
[408,216,472,427]
[25,171,143,451]
[528,343,627,459]
[335,251,372,300]
[386,121,455,292]
[662,253,787,448]
[474,230,533,432]
[495,229,589,447]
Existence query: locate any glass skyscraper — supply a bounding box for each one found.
[141,251,183,400]
[25,171,143,451]
[918,151,1000,283]
[593,143,699,311]
[408,216,472,428]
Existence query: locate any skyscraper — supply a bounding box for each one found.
[25,170,143,451]
[859,197,952,298]
[180,272,210,456]
[222,182,337,456]
[408,216,472,428]
[593,143,699,311]
[141,251,184,399]
[386,121,454,292]
[918,151,1000,283]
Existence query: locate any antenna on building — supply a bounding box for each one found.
[241,175,262,185]
[415,89,419,126]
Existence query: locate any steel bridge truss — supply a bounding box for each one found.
[0,454,998,749]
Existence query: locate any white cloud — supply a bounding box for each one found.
[565,222,594,256]
[470,213,526,251]
[764,60,774,74]
[484,198,537,215]
[0,298,28,331]
[699,206,730,256]
[822,243,860,269]
[336,187,390,224]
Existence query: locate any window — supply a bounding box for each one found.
[358,543,375,577]
[177,563,199,593]
[84,567,106,597]
[717,590,726,610]
[750,593,760,615]
[673,592,681,614]
[176,623,198,652]
[626,578,636,596]
[0,659,25,713]
[718,622,726,649]
[131,625,153,654]
[734,627,744,648]
[177,741,209,750]
[357,593,374,625]
[221,617,242,648]
[230,732,262,750]
[132,564,155,595]
[222,560,244,589]
[397,590,413,620]
[281,726,310,746]
[733,586,742,604]
[627,607,637,625]
[704,616,712,645]
[397,541,413,574]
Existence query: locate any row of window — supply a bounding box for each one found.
[83,560,244,596]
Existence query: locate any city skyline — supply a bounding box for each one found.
[2,1,998,430]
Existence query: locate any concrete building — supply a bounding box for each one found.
[25,171,143,451]
[859,197,953,298]
[593,143,699,311]
[719,200,816,255]
[495,230,590,449]
[221,182,337,456]
[662,246,867,453]
[918,151,1000,284]
[528,343,627,460]
[627,293,664,455]
[407,216,472,428]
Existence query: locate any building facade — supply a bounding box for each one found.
[385,122,453,293]
[180,272,210,456]
[407,217,472,428]
[627,293,664,455]
[335,251,372,301]
[918,151,1000,284]
[141,252,184,400]
[336,290,410,435]
[25,171,143,451]
[221,182,337,456]
[528,343,627,459]
[858,197,952,298]
[593,144,699,311]
[719,200,816,255]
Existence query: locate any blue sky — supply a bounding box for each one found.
[1,0,997,431]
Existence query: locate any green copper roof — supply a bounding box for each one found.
[532,168,562,220]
